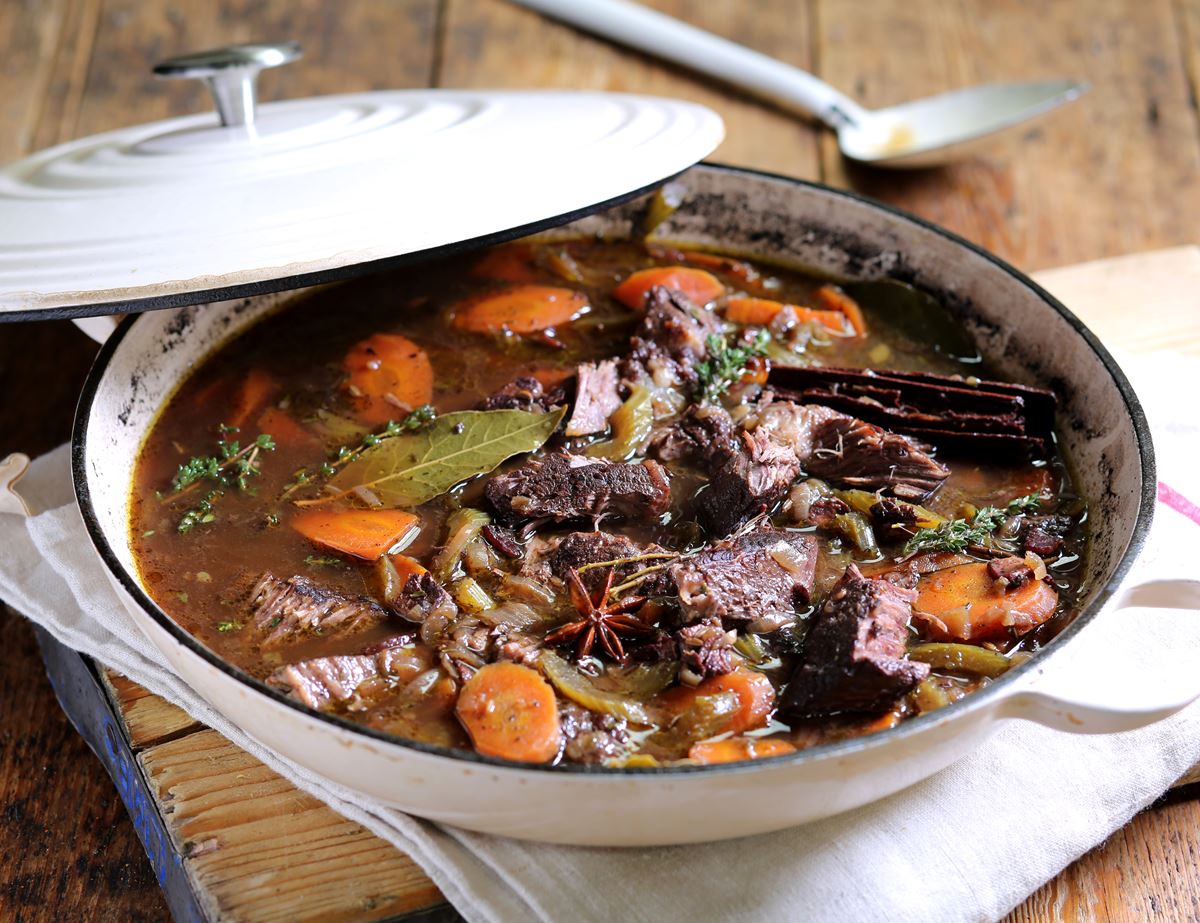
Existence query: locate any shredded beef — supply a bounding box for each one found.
[392,572,458,624]
[479,376,568,412]
[480,523,522,558]
[630,631,679,663]
[565,359,623,436]
[697,425,804,536]
[677,619,736,685]
[485,452,671,527]
[987,555,1035,589]
[804,415,949,501]
[267,645,417,710]
[671,526,817,627]
[650,402,739,465]
[807,496,851,530]
[559,702,631,764]
[623,286,721,391]
[779,564,929,717]
[1023,527,1063,557]
[248,574,387,647]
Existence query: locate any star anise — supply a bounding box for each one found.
[543,567,653,661]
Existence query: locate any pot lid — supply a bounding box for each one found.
[0,43,724,321]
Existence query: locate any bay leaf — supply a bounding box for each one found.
[330,407,565,507]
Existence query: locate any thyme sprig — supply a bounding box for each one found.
[280,404,436,500]
[169,426,276,533]
[903,493,1042,556]
[694,329,770,404]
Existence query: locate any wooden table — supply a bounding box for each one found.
[1,1,1198,919]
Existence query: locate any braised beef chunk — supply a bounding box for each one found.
[651,402,739,465]
[545,530,675,596]
[698,426,804,536]
[780,564,929,718]
[267,645,416,710]
[248,574,387,647]
[480,376,568,412]
[485,453,671,527]
[746,399,845,461]
[804,415,950,501]
[565,359,623,436]
[1023,527,1063,558]
[987,555,1035,589]
[655,403,804,537]
[559,702,631,764]
[392,572,458,624]
[624,286,721,390]
[672,526,817,627]
[480,523,522,558]
[677,618,736,685]
[806,496,851,530]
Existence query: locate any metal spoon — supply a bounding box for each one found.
[511,0,1087,168]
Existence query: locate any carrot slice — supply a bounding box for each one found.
[342,333,434,427]
[612,266,725,310]
[452,285,588,335]
[291,509,420,562]
[814,284,868,336]
[387,552,427,586]
[455,662,562,763]
[228,369,278,430]
[256,407,316,449]
[689,736,796,764]
[470,243,539,283]
[725,296,852,335]
[914,562,1059,643]
[664,668,776,734]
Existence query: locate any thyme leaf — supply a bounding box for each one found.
[694,329,770,404]
[902,494,1042,556]
[281,404,436,499]
[167,425,275,532]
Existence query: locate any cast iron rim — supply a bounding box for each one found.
[71,162,1157,779]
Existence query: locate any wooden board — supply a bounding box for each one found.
[63,244,1194,923]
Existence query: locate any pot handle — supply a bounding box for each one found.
[72,315,122,344]
[1000,589,1200,734]
[0,453,31,517]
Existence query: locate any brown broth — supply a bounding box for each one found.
[130,237,1089,762]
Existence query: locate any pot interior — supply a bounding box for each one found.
[78,164,1150,714]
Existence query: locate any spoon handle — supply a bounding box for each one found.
[510,0,868,128]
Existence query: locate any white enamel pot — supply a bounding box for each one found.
[74,164,1180,846]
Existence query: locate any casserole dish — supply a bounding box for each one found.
[70,163,1169,846]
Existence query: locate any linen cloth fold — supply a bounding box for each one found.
[2,352,1199,923]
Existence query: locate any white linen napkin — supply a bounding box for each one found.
[2,352,1199,923]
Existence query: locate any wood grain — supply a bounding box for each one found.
[816,0,1200,271]
[138,730,442,923]
[73,0,440,141]
[101,670,202,749]
[1007,787,1200,922]
[439,0,822,176]
[0,608,168,922]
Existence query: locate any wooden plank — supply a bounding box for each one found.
[439,0,822,177]
[0,0,74,159]
[101,669,203,750]
[1006,789,1200,922]
[1180,0,1200,115]
[73,0,439,139]
[1033,245,1200,356]
[138,729,442,923]
[815,0,1200,271]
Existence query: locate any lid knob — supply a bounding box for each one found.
[153,42,302,129]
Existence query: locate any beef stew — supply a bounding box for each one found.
[129,236,1088,766]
